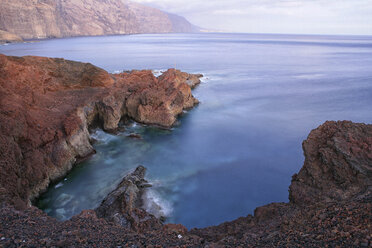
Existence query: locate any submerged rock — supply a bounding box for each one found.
[127,133,142,139]
[95,166,162,231]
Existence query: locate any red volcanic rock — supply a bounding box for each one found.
[123,68,199,127]
[0,0,198,41]
[289,121,372,205]
[0,54,201,208]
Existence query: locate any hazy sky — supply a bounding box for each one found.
[132,0,372,35]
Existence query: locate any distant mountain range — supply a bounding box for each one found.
[0,0,200,43]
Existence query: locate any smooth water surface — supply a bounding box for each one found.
[2,33,372,228]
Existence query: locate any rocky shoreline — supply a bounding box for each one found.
[0,54,371,247]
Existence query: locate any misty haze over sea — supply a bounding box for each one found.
[2,33,372,228]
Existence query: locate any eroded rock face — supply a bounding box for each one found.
[0,0,199,41]
[0,54,201,208]
[95,166,162,231]
[289,121,372,205]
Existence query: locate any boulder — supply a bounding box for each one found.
[289,121,372,205]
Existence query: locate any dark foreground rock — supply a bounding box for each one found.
[0,54,371,247]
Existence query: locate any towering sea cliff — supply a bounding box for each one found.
[0,0,199,42]
[0,55,370,247]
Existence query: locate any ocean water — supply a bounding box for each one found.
[2,33,372,228]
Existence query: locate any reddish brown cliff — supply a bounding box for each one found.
[0,54,201,209]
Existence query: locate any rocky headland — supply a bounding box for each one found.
[0,0,199,43]
[0,54,201,208]
[0,54,371,247]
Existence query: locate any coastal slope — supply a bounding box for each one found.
[0,0,198,42]
[0,55,371,247]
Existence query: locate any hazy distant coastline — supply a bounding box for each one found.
[0,0,200,43]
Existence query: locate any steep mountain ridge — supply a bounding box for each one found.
[0,0,198,42]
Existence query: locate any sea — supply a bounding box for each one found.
[1,33,372,228]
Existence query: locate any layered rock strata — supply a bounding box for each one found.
[0,54,371,247]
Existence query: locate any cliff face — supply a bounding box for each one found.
[192,121,372,247]
[0,0,198,41]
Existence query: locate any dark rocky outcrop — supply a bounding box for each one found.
[0,54,371,247]
[0,0,199,42]
[95,166,162,231]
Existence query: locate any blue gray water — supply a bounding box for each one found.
[2,33,372,228]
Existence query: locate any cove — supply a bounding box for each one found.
[2,33,372,228]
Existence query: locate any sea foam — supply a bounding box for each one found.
[142,187,173,219]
